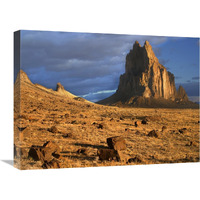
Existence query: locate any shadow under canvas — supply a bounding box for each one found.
[1,160,13,166]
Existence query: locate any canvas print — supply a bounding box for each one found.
[14,30,199,170]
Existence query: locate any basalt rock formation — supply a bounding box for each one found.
[98,41,197,108]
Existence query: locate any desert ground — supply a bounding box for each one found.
[14,72,199,170]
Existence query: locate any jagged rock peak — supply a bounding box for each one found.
[177,85,188,101]
[15,69,32,84]
[56,82,76,98]
[133,40,141,48]
[143,40,158,63]
[144,40,150,45]
[122,40,177,99]
[56,82,65,91]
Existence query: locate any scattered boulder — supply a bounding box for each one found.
[28,146,52,162]
[141,119,148,124]
[43,141,60,154]
[97,124,103,129]
[28,145,45,161]
[107,136,126,150]
[179,128,187,134]
[135,121,141,127]
[127,156,142,163]
[97,149,120,161]
[147,130,159,138]
[65,113,69,118]
[48,126,58,133]
[92,122,103,129]
[135,130,141,135]
[28,141,61,163]
[71,120,77,124]
[62,133,73,138]
[40,147,53,162]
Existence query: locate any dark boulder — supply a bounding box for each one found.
[135,121,141,127]
[147,130,159,138]
[107,136,126,150]
[97,149,120,161]
[48,126,58,133]
[43,141,60,154]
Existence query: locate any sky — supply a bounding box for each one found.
[17,30,199,102]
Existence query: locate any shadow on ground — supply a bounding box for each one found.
[62,155,97,161]
[74,143,109,149]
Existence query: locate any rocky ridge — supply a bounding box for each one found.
[15,70,86,102]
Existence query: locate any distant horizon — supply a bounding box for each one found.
[15,69,199,104]
[16,30,199,102]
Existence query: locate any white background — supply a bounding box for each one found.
[0,0,199,199]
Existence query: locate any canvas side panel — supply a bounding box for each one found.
[14,31,21,169]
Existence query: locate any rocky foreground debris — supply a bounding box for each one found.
[107,136,126,151]
[14,70,199,169]
[28,141,62,169]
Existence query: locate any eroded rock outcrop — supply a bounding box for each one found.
[177,85,188,101]
[98,41,197,108]
[56,82,76,98]
[15,69,33,86]
[119,41,177,100]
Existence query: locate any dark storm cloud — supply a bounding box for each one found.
[20,30,168,101]
[21,31,168,70]
[192,76,200,80]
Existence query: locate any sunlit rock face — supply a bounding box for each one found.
[117,41,177,100]
[98,40,195,108]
